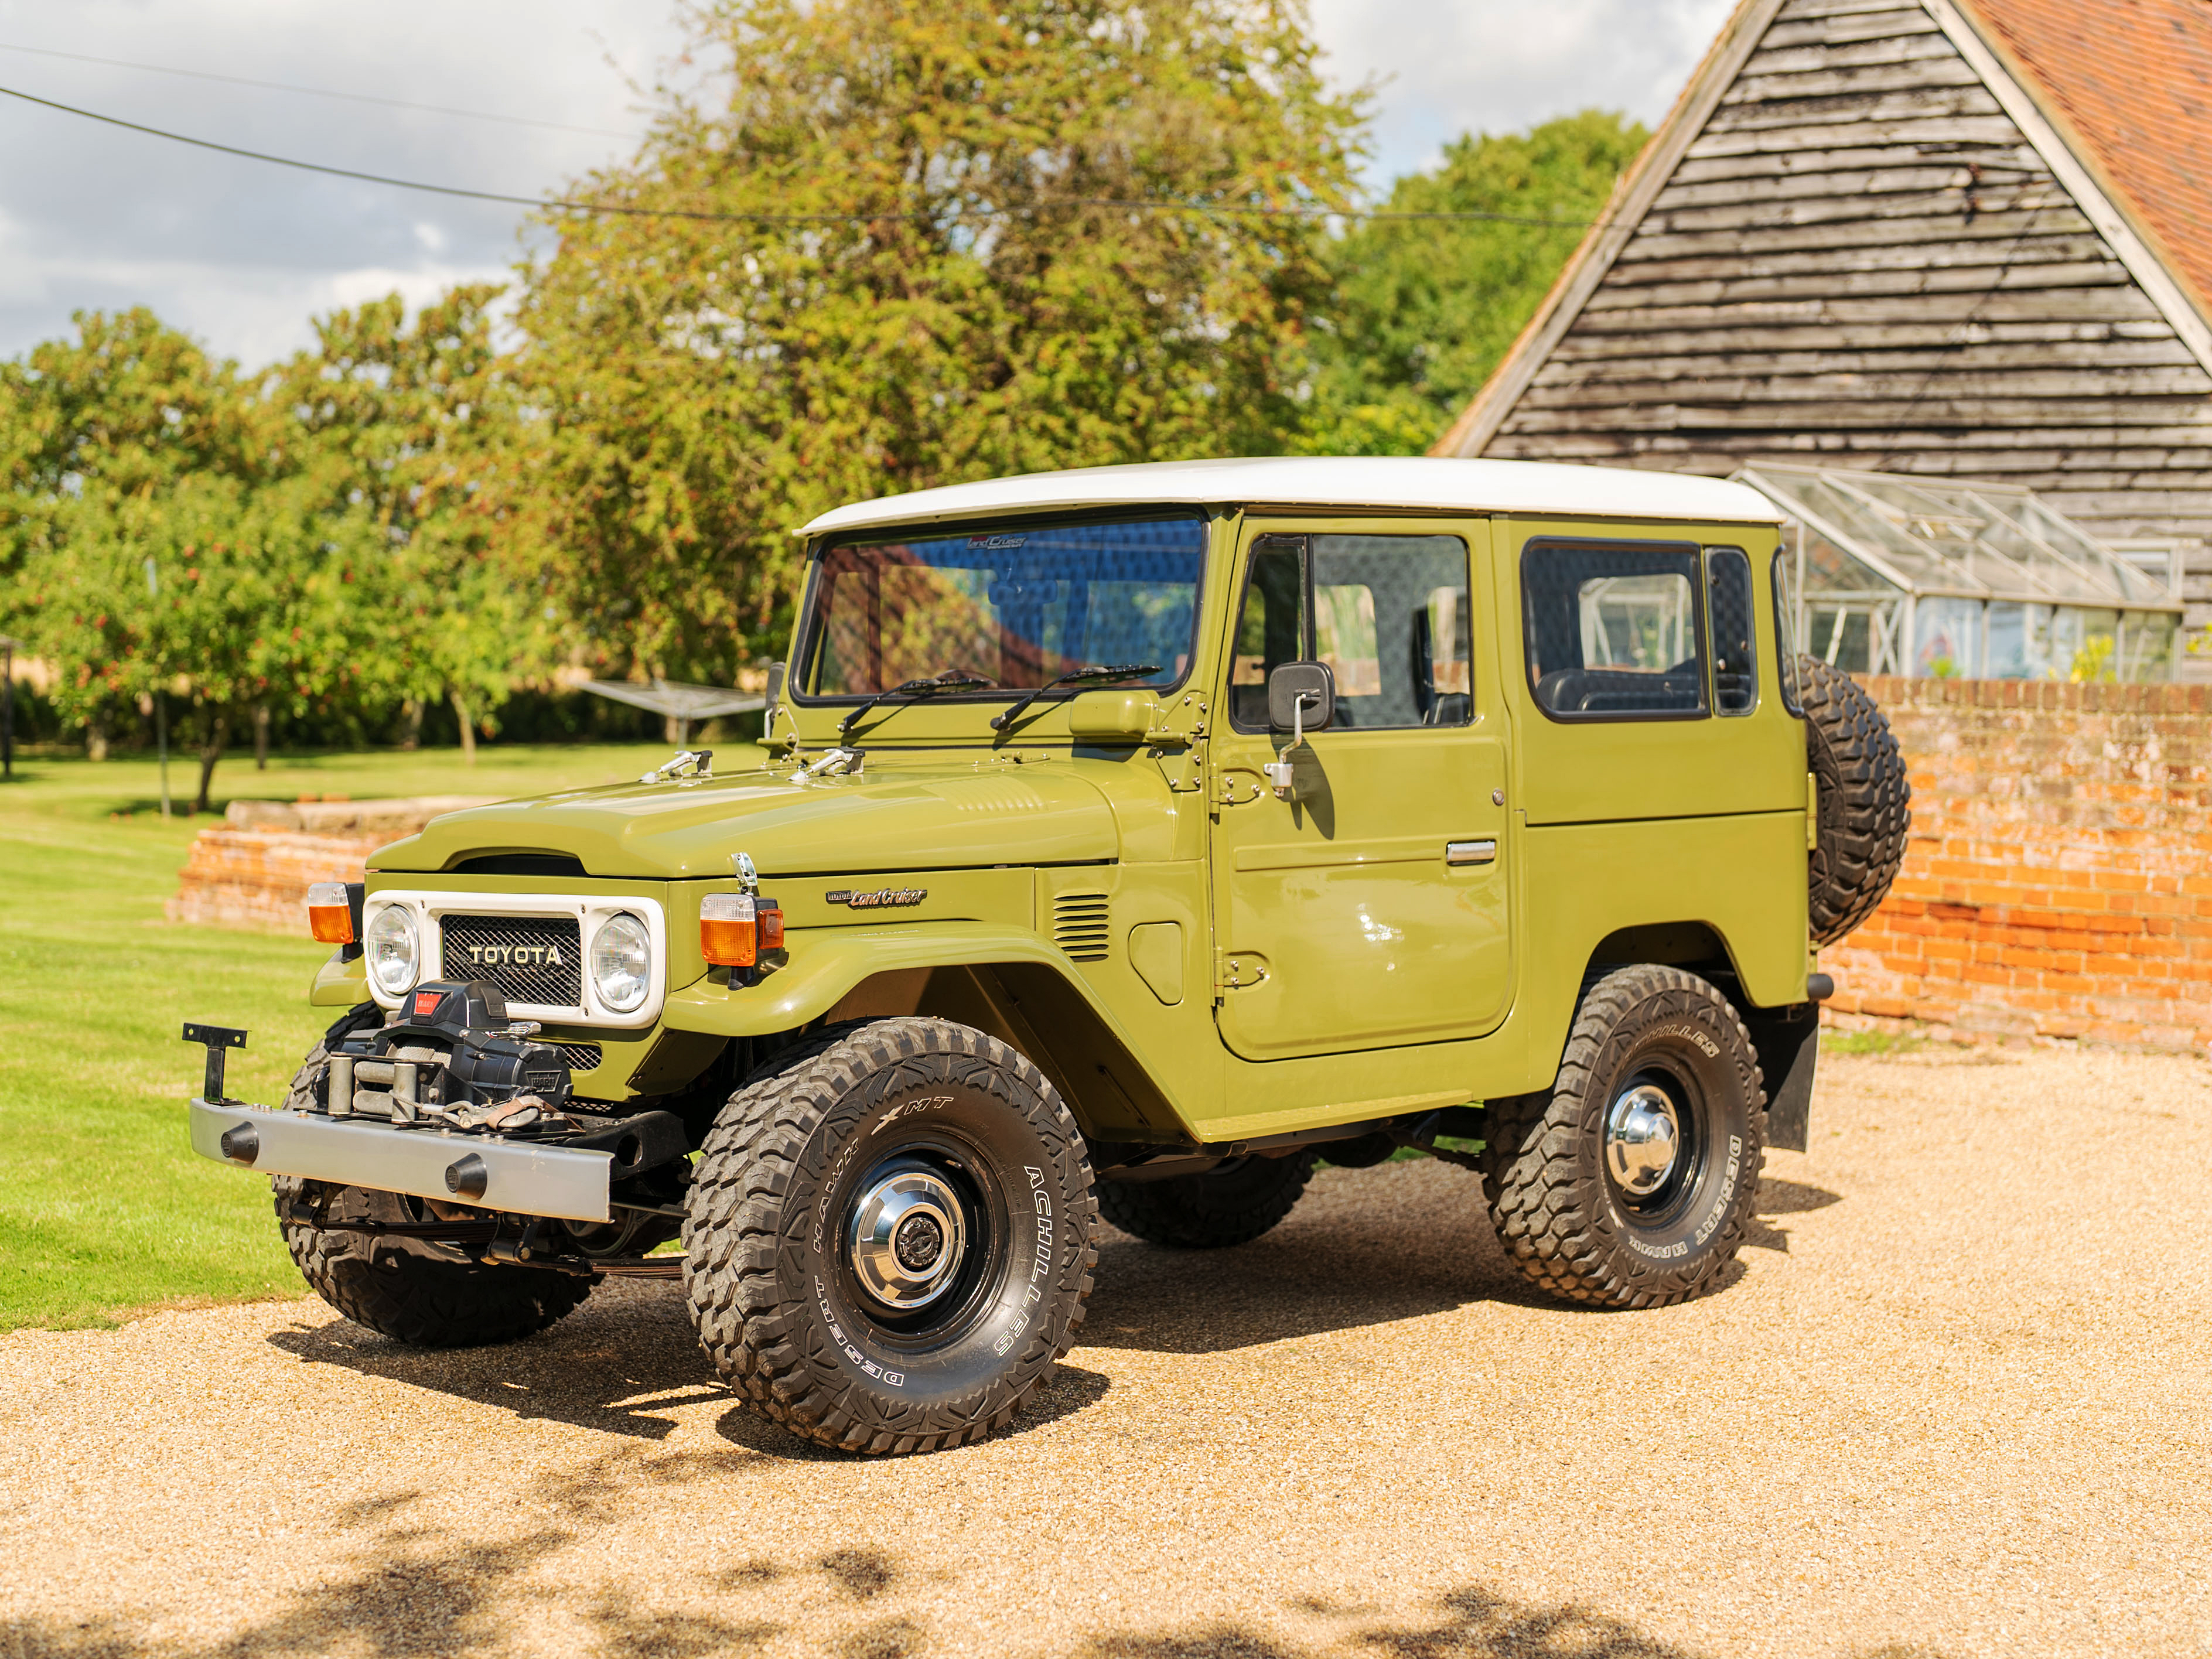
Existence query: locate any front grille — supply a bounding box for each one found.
[549,1041,603,1074]
[1053,893,1111,961]
[439,914,584,1009]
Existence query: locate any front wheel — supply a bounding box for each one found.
[1479,965,1766,1308]
[682,1018,1097,1455]
[274,1011,594,1347]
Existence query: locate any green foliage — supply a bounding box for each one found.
[0,295,554,791]
[514,0,1365,680]
[1299,110,1649,454]
[273,286,555,743]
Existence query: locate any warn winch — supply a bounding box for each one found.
[183,981,693,1229]
[320,979,576,1132]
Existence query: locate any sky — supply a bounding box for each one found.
[0,0,1737,367]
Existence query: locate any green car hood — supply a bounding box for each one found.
[369,759,1119,879]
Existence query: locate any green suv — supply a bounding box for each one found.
[186,457,1909,1455]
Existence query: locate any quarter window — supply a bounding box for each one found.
[1230,534,1473,730]
[1522,539,1707,720]
[1706,546,1758,715]
[1773,547,1805,716]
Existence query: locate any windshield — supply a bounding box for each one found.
[801,515,1207,698]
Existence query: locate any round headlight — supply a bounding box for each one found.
[590,913,652,1013]
[364,906,419,997]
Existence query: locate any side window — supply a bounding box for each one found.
[1706,546,1758,715]
[1772,548,1805,716]
[1231,534,1473,730]
[1522,538,1706,721]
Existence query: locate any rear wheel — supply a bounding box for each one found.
[273,1011,593,1348]
[1098,1152,1317,1248]
[1479,965,1764,1308]
[682,1018,1096,1455]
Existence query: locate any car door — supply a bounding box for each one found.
[1207,518,1513,1061]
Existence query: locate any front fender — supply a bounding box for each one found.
[661,921,1200,1144]
[663,922,1073,1035]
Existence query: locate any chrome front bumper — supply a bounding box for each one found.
[187,1099,614,1223]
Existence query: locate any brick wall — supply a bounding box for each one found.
[1824,678,2212,1051]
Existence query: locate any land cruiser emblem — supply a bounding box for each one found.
[824,887,928,909]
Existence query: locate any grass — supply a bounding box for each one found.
[1821,1028,1928,1057]
[0,740,673,1330]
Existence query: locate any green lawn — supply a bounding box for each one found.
[0,741,674,1330]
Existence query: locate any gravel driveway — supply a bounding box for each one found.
[4,1046,2208,1659]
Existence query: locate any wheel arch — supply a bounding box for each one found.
[660,923,1201,1147]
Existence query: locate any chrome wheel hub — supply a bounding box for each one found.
[1604,1083,1682,1198]
[848,1165,967,1311]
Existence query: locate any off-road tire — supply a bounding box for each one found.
[1479,966,1765,1309]
[682,1018,1097,1455]
[1098,1152,1317,1248]
[1800,654,1911,945]
[272,1005,594,1348]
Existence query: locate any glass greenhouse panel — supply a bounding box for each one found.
[1739,465,2184,682]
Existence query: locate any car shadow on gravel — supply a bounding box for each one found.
[267,1278,1119,1456]
[267,1278,721,1443]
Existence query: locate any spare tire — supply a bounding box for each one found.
[1799,654,1911,945]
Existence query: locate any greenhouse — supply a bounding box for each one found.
[1734,465,2186,682]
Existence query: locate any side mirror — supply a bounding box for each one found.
[1267,661,1334,734]
[1264,661,1334,801]
[765,663,786,703]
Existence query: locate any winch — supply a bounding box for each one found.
[320,979,576,1132]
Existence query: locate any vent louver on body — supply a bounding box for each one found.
[1052,893,1111,961]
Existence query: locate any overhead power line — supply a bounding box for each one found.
[0,39,643,139]
[0,81,1609,229]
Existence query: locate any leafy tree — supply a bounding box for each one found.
[14,473,378,809]
[274,286,552,761]
[515,0,1364,682]
[1300,110,1650,454]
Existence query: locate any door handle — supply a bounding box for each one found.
[1446,839,1497,865]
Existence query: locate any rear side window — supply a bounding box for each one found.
[1772,548,1805,716]
[1706,546,1758,715]
[1522,539,1706,721]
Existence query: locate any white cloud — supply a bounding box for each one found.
[1307,0,1739,183]
[0,0,690,362]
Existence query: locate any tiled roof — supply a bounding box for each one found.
[1965,0,2212,319]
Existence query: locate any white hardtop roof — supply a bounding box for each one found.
[798,456,1783,538]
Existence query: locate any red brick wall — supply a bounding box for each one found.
[1824,678,2212,1051]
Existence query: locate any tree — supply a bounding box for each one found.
[1300,110,1650,454]
[274,286,552,762]
[514,0,1364,682]
[15,473,376,810]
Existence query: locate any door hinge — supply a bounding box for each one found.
[1807,770,1819,850]
[1212,948,1267,998]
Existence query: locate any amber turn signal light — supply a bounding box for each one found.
[701,892,759,967]
[305,880,355,944]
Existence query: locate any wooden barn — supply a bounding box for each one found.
[1437,0,2212,669]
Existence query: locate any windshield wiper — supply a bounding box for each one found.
[838,672,994,737]
[989,664,1162,733]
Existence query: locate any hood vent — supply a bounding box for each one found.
[1052,892,1111,961]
